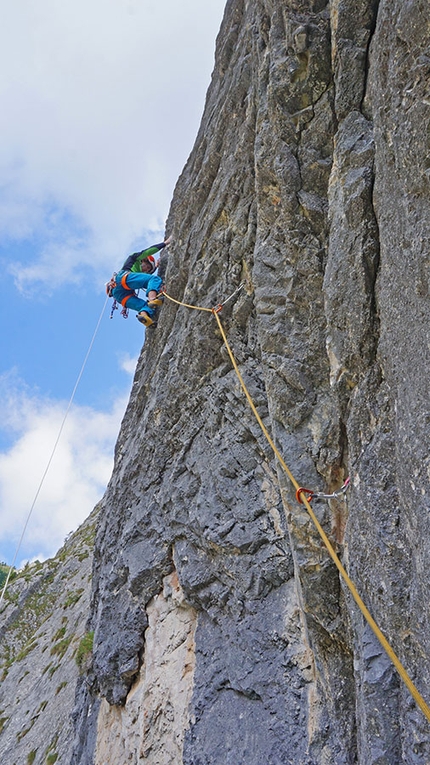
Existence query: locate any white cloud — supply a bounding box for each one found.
[117,352,139,376]
[0,0,227,565]
[0,373,128,566]
[0,0,226,287]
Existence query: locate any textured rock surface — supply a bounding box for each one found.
[3,0,430,763]
[93,572,196,764]
[76,0,428,761]
[0,508,97,765]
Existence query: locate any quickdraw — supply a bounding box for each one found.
[107,272,132,319]
[109,298,129,319]
[110,299,119,319]
[296,477,350,505]
[215,282,245,312]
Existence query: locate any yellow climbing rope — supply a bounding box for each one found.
[162,288,430,723]
[160,290,214,313]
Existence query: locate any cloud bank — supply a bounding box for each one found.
[0,0,226,566]
[0,372,128,566]
[0,0,226,288]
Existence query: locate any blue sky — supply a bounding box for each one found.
[0,0,226,567]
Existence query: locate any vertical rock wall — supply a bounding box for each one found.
[93,573,196,764]
[72,1,430,763]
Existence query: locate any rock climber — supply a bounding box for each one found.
[106,236,171,326]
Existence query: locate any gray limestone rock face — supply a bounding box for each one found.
[3,0,430,763]
[74,0,430,762]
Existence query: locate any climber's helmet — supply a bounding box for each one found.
[141,255,156,274]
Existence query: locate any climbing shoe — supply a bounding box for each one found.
[136,311,154,327]
[147,296,164,308]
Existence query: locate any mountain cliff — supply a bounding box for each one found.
[0,509,98,764]
[1,0,430,763]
